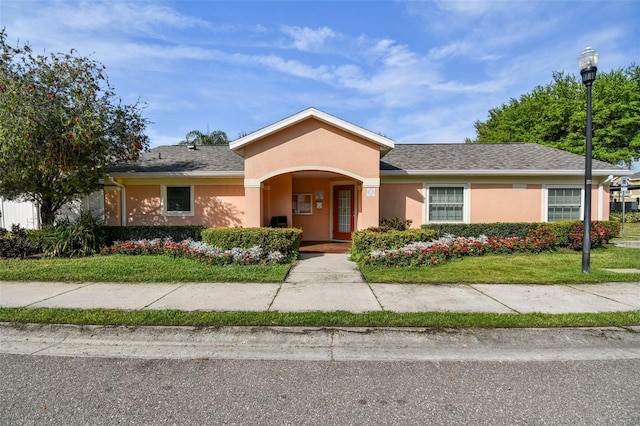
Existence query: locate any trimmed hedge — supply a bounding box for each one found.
[420,221,619,249]
[610,211,640,223]
[421,223,540,239]
[545,221,576,247]
[201,227,302,260]
[352,229,438,255]
[102,225,206,245]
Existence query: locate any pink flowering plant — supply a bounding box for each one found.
[100,238,286,266]
[360,227,556,268]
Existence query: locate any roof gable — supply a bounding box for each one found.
[229,107,394,156]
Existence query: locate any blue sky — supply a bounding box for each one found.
[2,0,639,169]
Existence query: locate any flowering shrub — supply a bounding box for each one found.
[0,225,39,259]
[100,238,286,265]
[567,222,617,250]
[360,227,557,268]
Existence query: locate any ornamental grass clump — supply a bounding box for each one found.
[100,239,286,265]
[361,227,557,268]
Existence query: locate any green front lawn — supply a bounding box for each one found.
[0,254,292,283]
[1,246,638,285]
[359,246,640,284]
[618,222,640,239]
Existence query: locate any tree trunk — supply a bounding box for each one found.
[39,198,56,227]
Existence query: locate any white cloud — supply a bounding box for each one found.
[53,1,210,33]
[433,0,494,15]
[250,55,333,81]
[281,26,336,51]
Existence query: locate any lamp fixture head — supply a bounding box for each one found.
[578,46,599,71]
[578,46,598,86]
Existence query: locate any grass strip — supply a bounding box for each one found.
[1,307,638,329]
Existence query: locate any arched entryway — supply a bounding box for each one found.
[262,170,361,242]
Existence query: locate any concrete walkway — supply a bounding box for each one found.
[1,253,639,314]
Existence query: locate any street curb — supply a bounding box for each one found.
[2,322,639,362]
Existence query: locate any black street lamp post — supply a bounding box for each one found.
[578,46,598,273]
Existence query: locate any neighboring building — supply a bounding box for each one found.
[611,172,640,211]
[105,108,624,241]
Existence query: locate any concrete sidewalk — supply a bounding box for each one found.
[1,253,639,314]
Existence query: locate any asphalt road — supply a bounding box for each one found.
[2,354,639,425]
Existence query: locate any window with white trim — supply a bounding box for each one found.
[292,193,312,215]
[428,186,464,222]
[163,185,193,215]
[547,187,581,221]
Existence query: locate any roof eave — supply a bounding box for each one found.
[108,171,244,178]
[381,169,626,177]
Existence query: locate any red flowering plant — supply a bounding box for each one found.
[567,222,614,250]
[361,228,558,268]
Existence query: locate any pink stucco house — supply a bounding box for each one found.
[105,108,624,241]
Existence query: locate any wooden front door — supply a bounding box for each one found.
[332,185,354,240]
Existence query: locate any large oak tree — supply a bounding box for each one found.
[0,30,149,225]
[468,66,640,167]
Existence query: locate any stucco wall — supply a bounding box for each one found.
[117,181,245,227]
[104,188,121,226]
[243,118,381,182]
[290,177,333,241]
[126,185,161,225]
[265,174,293,227]
[470,183,543,223]
[196,185,245,227]
[380,183,424,228]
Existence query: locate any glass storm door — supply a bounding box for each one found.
[333,185,354,240]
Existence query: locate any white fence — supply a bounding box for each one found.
[0,198,39,229]
[0,191,104,230]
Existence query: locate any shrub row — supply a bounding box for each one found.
[201,227,302,260]
[422,221,619,250]
[1,213,105,259]
[101,239,287,265]
[102,225,206,246]
[0,225,39,259]
[352,229,439,256]
[610,211,640,223]
[2,221,301,261]
[421,222,542,239]
[359,227,558,268]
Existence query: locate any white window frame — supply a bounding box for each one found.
[544,185,583,222]
[292,193,313,215]
[424,184,469,223]
[161,184,194,216]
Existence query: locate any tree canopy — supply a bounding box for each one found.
[179,129,229,146]
[0,30,149,225]
[468,65,640,167]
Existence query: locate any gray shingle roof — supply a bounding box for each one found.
[109,142,623,176]
[380,143,621,174]
[109,145,244,175]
